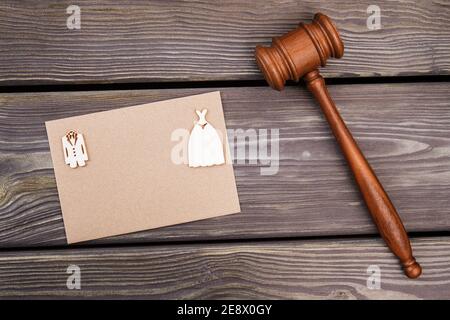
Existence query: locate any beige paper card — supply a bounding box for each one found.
[46,91,240,244]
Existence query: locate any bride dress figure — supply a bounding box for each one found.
[188,109,225,167]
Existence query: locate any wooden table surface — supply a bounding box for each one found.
[1,0,449,299]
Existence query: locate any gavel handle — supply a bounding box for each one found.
[304,70,421,278]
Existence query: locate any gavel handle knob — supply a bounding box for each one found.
[304,70,421,278]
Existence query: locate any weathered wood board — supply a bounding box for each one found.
[0,236,449,299]
[0,83,449,247]
[0,0,449,85]
[1,0,449,301]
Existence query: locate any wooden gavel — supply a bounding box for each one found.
[255,13,421,278]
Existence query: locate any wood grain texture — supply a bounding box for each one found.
[0,0,449,85]
[0,237,449,299]
[0,83,449,248]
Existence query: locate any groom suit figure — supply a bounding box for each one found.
[62,130,88,168]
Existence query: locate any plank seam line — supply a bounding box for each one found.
[0,75,450,93]
[1,230,449,253]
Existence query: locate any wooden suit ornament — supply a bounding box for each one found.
[188,109,225,167]
[255,13,422,278]
[62,130,88,168]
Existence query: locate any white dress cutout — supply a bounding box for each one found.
[62,130,88,168]
[188,109,225,167]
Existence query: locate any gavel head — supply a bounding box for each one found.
[255,13,344,91]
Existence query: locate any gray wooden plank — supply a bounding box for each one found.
[0,236,449,299]
[0,0,449,85]
[0,83,449,247]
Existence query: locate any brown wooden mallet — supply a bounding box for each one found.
[255,13,422,278]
